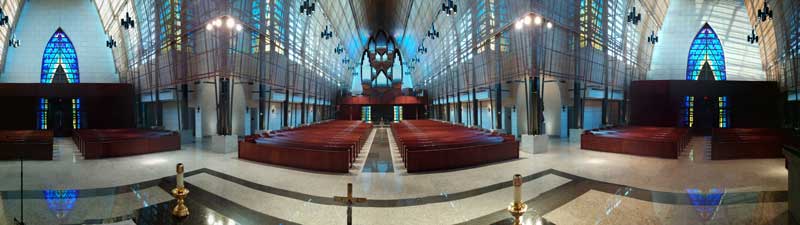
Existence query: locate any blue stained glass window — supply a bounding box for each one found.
[73,98,81,129]
[38,98,48,130]
[250,0,260,53]
[683,24,729,128]
[393,106,403,122]
[39,28,80,130]
[718,96,728,128]
[579,0,604,49]
[682,96,695,127]
[362,106,371,122]
[41,28,79,84]
[686,23,726,81]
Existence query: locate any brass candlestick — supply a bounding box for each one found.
[171,187,190,217]
[172,163,190,217]
[507,174,527,225]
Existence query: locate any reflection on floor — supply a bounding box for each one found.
[0,137,790,225]
[679,136,712,161]
[362,128,394,173]
[545,190,787,225]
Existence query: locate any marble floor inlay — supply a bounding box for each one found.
[0,137,790,224]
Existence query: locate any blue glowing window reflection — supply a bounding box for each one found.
[44,189,78,216]
[687,188,724,221]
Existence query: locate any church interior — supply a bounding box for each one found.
[0,0,799,224]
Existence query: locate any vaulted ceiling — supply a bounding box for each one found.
[320,0,439,64]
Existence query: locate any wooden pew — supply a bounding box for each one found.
[391,120,519,172]
[711,128,786,159]
[0,130,54,160]
[73,129,180,159]
[581,126,690,158]
[238,120,372,173]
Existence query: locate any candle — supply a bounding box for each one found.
[176,163,185,188]
[177,172,184,188]
[513,174,522,204]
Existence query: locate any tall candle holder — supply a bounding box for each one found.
[172,163,190,217]
[507,174,527,225]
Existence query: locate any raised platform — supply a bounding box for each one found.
[73,129,180,159]
[581,126,690,158]
[392,120,519,172]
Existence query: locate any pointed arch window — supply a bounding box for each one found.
[41,28,80,84]
[686,23,726,81]
[683,23,728,128]
[39,28,81,130]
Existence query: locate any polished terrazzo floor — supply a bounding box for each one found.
[0,128,789,225]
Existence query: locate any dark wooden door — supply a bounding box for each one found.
[692,96,718,135]
[48,98,73,137]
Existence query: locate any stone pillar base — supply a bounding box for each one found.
[179,130,196,144]
[569,129,584,143]
[211,135,238,153]
[520,134,549,154]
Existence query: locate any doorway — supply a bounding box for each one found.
[691,96,719,135]
[47,98,75,137]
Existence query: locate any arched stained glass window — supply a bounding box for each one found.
[41,28,80,84]
[39,28,81,130]
[683,23,728,128]
[686,23,726,81]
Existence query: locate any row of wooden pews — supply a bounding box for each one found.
[711,128,787,159]
[238,120,372,173]
[581,126,690,158]
[391,120,519,172]
[0,130,54,160]
[73,129,181,159]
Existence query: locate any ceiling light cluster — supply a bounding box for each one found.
[427,24,440,39]
[321,25,333,39]
[442,0,457,16]
[515,15,552,30]
[749,1,775,45]
[334,44,344,54]
[418,43,428,54]
[0,8,9,26]
[206,16,243,32]
[627,7,641,25]
[747,29,759,44]
[106,35,117,48]
[647,31,658,45]
[121,12,135,30]
[300,0,315,16]
[0,8,17,48]
[8,34,19,48]
[757,1,773,22]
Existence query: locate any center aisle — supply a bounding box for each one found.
[362,128,394,173]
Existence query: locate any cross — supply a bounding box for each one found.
[333,183,367,225]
